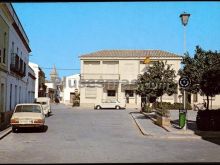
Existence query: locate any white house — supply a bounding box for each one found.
[62,74,80,105]
[27,65,36,103]
[0,3,32,128]
[79,50,183,108]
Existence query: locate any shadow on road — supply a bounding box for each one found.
[16,125,48,133]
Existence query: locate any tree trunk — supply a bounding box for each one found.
[206,95,209,110]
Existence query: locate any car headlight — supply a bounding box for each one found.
[34,119,44,123]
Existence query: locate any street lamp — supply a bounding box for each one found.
[179,12,190,53]
[179,12,190,130]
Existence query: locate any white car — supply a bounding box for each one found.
[35,97,51,117]
[94,99,126,110]
[10,103,45,132]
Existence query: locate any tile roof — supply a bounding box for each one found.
[80,50,181,58]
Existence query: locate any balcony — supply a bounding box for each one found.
[80,73,120,80]
[10,53,26,77]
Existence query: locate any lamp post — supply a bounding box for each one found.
[180,12,190,54]
[179,12,190,130]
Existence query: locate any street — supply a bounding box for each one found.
[0,104,220,163]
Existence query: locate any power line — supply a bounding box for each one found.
[40,67,80,70]
[31,66,80,70]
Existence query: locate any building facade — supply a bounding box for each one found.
[29,62,47,99]
[62,74,80,105]
[0,3,32,129]
[45,65,61,102]
[27,65,36,103]
[79,50,183,108]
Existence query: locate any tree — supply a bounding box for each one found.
[179,46,220,109]
[136,61,178,113]
[200,68,220,109]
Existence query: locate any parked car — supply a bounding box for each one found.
[35,97,51,117]
[10,103,45,132]
[94,99,126,110]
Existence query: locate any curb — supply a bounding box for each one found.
[131,112,220,139]
[130,112,154,136]
[0,126,12,140]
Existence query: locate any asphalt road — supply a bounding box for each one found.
[0,104,220,163]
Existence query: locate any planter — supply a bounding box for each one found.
[156,113,171,127]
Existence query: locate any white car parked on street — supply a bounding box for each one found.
[35,97,51,117]
[94,99,126,110]
[10,103,45,132]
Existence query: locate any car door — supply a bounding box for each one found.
[109,100,117,108]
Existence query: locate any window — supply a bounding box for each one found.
[23,62,26,75]
[125,90,134,97]
[19,58,23,72]
[0,49,1,63]
[107,90,116,97]
[85,87,96,98]
[3,48,6,64]
[193,93,198,102]
[15,55,19,70]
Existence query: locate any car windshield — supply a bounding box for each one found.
[15,105,42,113]
[36,101,47,105]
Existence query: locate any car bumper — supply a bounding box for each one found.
[11,123,44,127]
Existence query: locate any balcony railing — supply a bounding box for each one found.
[80,73,120,80]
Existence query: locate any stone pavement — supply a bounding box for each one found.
[130,110,220,139]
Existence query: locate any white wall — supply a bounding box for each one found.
[29,62,39,98]
[1,4,31,112]
[63,74,80,104]
[80,57,183,107]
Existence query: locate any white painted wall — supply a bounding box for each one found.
[80,57,183,108]
[29,62,39,99]
[63,74,80,104]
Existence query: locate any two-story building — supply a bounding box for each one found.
[79,50,183,108]
[0,3,32,129]
[62,74,80,105]
[29,62,47,99]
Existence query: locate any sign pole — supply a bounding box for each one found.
[183,89,187,130]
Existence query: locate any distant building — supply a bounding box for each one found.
[79,50,183,108]
[27,65,36,103]
[45,65,61,102]
[29,62,47,98]
[62,74,80,105]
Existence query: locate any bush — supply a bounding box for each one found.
[152,102,192,110]
[142,103,152,113]
[172,102,192,110]
[196,110,220,131]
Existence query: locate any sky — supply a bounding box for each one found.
[12,2,220,79]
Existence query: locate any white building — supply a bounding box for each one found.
[79,50,183,108]
[45,65,60,102]
[0,3,32,128]
[62,74,80,105]
[27,65,36,103]
[29,62,47,99]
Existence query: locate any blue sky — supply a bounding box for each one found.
[12,2,220,79]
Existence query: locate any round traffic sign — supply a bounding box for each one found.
[179,77,190,88]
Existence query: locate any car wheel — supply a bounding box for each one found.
[96,105,101,110]
[116,106,120,110]
[12,126,18,133]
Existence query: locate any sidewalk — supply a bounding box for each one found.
[130,110,220,139]
[0,126,12,140]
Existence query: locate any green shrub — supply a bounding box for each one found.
[172,102,192,110]
[152,102,192,110]
[143,103,152,113]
